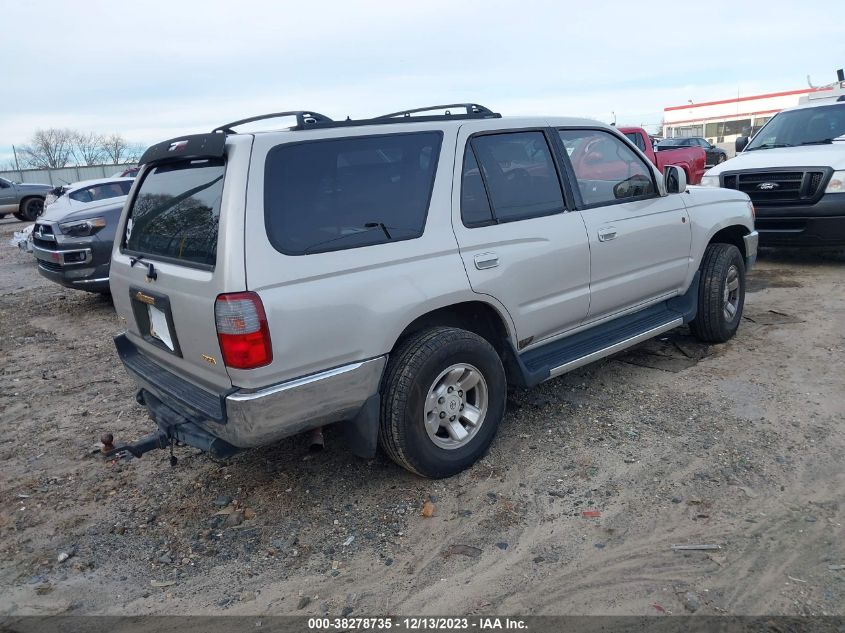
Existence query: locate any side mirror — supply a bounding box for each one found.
[735,136,749,152]
[663,165,687,194]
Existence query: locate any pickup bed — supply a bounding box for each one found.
[620,127,706,185]
[0,177,52,221]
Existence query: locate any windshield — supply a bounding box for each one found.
[746,103,845,151]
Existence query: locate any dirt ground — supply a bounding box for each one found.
[1,215,843,618]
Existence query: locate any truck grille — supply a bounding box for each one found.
[33,223,56,248]
[721,170,828,205]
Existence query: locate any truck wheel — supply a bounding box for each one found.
[20,197,44,222]
[690,243,746,343]
[380,326,506,478]
[0,213,6,220]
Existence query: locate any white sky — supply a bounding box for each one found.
[1,0,843,165]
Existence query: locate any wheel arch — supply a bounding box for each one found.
[709,224,750,259]
[390,300,523,386]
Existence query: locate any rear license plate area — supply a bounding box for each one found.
[130,286,182,356]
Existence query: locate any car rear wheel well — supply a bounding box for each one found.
[709,225,748,259]
[395,302,512,355]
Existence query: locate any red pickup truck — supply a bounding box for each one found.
[619,127,706,185]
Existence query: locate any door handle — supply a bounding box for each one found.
[474,253,499,270]
[597,227,617,242]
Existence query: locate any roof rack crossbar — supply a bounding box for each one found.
[212,111,333,134]
[375,103,500,120]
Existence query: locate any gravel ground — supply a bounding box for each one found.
[1,215,843,617]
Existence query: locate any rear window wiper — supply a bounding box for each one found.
[746,143,794,151]
[302,224,418,254]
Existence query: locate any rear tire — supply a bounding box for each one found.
[690,243,746,343]
[20,197,44,222]
[379,327,506,478]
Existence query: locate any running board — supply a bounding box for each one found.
[516,302,687,386]
[546,318,681,379]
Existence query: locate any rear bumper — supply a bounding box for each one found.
[754,194,845,246]
[114,334,386,449]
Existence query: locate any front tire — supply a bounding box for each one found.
[20,198,44,222]
[690,243,746,343]
[379,327,506,478]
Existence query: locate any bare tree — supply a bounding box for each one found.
[101,133,141,164]
[19,129,76,169]
[72,131,106,166]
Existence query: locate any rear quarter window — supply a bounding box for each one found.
[263,132,442,255]
[124,159,224,268]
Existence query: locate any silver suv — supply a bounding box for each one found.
[108,104,757,478]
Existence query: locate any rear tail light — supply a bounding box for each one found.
[214,292,272,369]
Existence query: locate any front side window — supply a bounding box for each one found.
[467,131,564,224]
[264,132,441,255]
[124,159,224,267]
[560,129,656,207]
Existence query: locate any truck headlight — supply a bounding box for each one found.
[699,175,720,187]
[59,217,107,237]
[825,171,845,193]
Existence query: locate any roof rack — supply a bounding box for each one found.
[212,111,333,134]
[212,103,501,134]
[375,103,500,120]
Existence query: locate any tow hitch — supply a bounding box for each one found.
[102,390,239,463]
[102,430,169,459]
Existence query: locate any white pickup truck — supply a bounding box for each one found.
[701,81,845,246]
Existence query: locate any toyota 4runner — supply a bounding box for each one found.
[108,104,757,478]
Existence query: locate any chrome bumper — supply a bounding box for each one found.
[32,243,93,266]
[744,230,759,270]
[199,357,387,448]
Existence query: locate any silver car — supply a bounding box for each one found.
[108,104,757,478]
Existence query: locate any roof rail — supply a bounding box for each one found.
[375,103,500,120]
[212,111,333,134]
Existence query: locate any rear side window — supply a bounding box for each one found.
[124,159,224,268]
[468,132,564,224]
[264,132,442,255]
[70,181,132,203]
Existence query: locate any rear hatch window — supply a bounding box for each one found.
[124,159,224,268]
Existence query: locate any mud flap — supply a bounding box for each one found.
[340,394,380,459]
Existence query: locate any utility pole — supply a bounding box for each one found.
[12,145,21,172]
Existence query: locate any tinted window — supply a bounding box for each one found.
[624,132,646,152]
[264,132,441,255]
[559,129,656,207]
[470,132,563,223]
[70,181,131,203]
[124,159,224,267]
[460,147,494,226]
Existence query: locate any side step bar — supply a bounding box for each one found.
[547,318,681,379]
[514,275,700,388]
